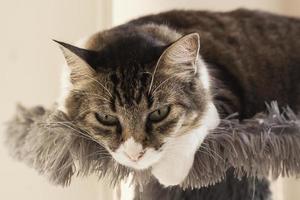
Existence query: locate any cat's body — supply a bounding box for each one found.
[129,9,300,118]
[57,9,300,200]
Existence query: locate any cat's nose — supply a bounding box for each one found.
[125,150,145,162]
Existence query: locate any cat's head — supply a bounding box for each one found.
[56,30,219,170]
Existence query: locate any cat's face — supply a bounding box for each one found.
[58,33,219,170]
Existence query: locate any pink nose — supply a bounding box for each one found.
[125,151,145,161]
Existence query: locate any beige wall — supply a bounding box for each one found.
[0,0,112,200]
[0,0,299,200]
[281,0,300,17]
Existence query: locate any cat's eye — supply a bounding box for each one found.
[95,112,119,126]
[148,106,171,123]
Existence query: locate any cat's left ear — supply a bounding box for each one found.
[156,33,200,78]
[53,40,97,84]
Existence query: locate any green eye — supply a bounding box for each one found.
[149,106,171,123]
[95,113,119,126]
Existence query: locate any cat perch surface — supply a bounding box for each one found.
[4,102,300,189]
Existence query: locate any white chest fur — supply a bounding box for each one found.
[151,102,220,186]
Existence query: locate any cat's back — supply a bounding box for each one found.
[130,9,300,116]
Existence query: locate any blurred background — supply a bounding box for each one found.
[0,0,299,199]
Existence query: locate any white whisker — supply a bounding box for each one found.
[71,90,112,103]
[83,75,113,98]
[148,50,167,94]
[152,74,178,95]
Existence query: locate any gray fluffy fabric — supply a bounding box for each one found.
[4,102,300,189]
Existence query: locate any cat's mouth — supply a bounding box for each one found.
[110,148,162,170]
[124,149,146,162]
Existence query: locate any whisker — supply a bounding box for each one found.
[71,90,112,103]
[82,75,113,98]
[151,74,178,95]
[148,50,167,94]
[76,105,109,117]
[85,151,112,158]
[44,121,102,146]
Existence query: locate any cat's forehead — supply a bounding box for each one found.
[85,33,169,108]
[108,70,153,109]
[91,33,166,71]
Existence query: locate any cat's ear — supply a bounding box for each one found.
[156,33,200,78]
[54,40,97,84]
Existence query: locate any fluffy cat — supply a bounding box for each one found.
[56,9,300,200]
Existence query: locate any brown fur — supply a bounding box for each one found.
[129,9,300,117]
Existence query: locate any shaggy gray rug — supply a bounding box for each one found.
[4,102,300,190]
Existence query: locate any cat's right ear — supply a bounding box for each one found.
[53,40,97,84]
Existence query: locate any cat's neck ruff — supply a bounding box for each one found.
[151,102,220,186]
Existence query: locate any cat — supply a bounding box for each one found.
[56,9,300,200]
